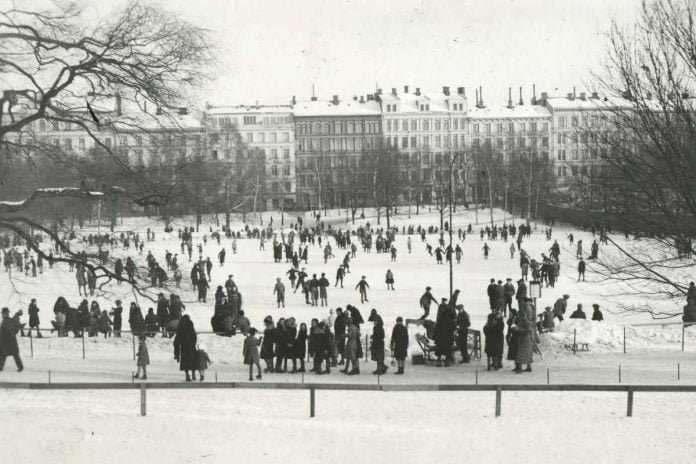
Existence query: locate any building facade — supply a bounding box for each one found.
[293,96,382,210]
[204,105,296,210]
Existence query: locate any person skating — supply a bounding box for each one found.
[390,316,409,374]
[27,298,42,338]
[335,265,345,288]
[356,276,370,303]
[578,258,586,282]
[482,243,490,259]
[385,269,395,291]
[419,286,437,320]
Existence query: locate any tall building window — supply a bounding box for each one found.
[423,120,429,130]
[411,136,417,148]
[246,133,254,143]
[401,137,408,148]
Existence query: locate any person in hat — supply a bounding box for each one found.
[243,328,262,381]
[355,276,370,303]
[370,314,387,375]
[515,279,527,310]
[0,307,24,372]
[111,300,123,338]
[196,342,212,381]
[503,278,516,317]
[261,316,275,373]
[273,278,286,308]
[591,304,604,322]
[419,286,437,320]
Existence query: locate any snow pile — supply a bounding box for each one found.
[542,319,696,355]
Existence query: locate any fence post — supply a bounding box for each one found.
[29,330,34,358]
[475,369,478,385]
[48,370,51,384]
[682,324,685,352]
[140,382,147,417]
[495,386,502,417]
[678,363,680,381]
[547,368,550,385]
[623,326,626,354]
[573,329,577,355]
[82,330,86,359]
[310,388,316,418]
[132,333,136,361]
[619,365,622,383]
[626,388,633,417]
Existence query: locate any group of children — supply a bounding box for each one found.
[134,335,211,381]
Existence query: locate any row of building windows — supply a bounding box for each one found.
[296,137,381,153]
[471,137,549,149]
[471,121,549,134]
[384,102,464,112]
[296,121,381,135]
[244,132,291,143]
[385,118,467,132]
[386,134,467,149]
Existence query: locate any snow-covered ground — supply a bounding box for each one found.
[2,207,695,463]
[2,388,695,464]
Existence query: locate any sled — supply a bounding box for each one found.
[564,343,590,352]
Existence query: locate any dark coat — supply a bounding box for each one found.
[434,304,455,357]
[274,325,288,357]
[295,328,308,359]
[371,324,385,361]
[173,315,197,371]
[261,326,275,359]
[285,326,297,359]
[390,324,409,360]
[484,318,505,357]
[156,299,170,326]
[28,303,40,327]
[0,314,21,356]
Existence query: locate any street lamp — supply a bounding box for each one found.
[448,152,464,302]
[529,279,542,320]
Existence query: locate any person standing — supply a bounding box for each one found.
[513,311,534,373]
[243,328,262,381]
[553,294,570,322]
[0,307,24,372]
[273,278,286,308]
[27,299,42,338]
[318,273,329,306]
[370,315,387,375]
[434,297,456,367]
[390,316,409,375]
[483,311,505,370]
[133,334,149,380]
[503,278,515,316]
[591,304,604,321]
[577,259,586,282]
[111,300,123,338]
[356,276,370,303]
[455,304,470,364]
[482,243,490,259]
[128,302,144,335]
[342,313,360,375]
[173,315,198,381]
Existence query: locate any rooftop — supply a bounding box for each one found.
[292,99,382,117]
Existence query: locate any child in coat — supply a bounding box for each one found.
[134,334,149,380]
[243,327,262,381]
[197,343,212,382]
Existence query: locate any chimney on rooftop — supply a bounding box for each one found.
[591,91,599,99]
[475,88,479,108]
[573,86,577,99]
[367,95,374,101]
[291,96,297,105]
[311,96,318,101]
[443,86,450,96]
[567,92,574,100]
[580,92,587,101]
[353,96,358,101]
[115,93,122,116]
[332,95,339,105]
[415,87,421,96]
[392,88,397,96]
[479,86,484,107]
[507,87,513,109]
[360,96,365,103]
[532,84,537,105]
[457,87,464,96]
[178,107,188,115]
[519,86,524,106]
[377,88,383,95]
[404,85,409,94]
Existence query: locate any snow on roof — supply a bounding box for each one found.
[379,90,466,113]
[112,110,203,132]
[292,99,382,117]
[468,104,551,119]
[206,105,292,115]
[544,96,632,111]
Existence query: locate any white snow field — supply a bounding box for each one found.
[1,207,695,463]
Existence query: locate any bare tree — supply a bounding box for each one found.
[587,0,696,316]
[0,1,213,299]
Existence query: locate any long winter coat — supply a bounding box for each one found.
[370,324,385,361]
[390,324,409,360]
[28,303,40,327]
[434,304,455,357]
[261,325,275,359]
[295,328,308,359]
[243,336,260,365]
[137,340,150,366]
[0,314,21,356]
[173,315,197,371]
[483,318,505,357]
[506,316,518,361]
[274,325,288,358]
[344,323,360,360]
[514,319,534,365]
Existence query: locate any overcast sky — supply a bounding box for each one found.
[11,0,643,107]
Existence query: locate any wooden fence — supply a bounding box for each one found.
[2,381,695,418]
